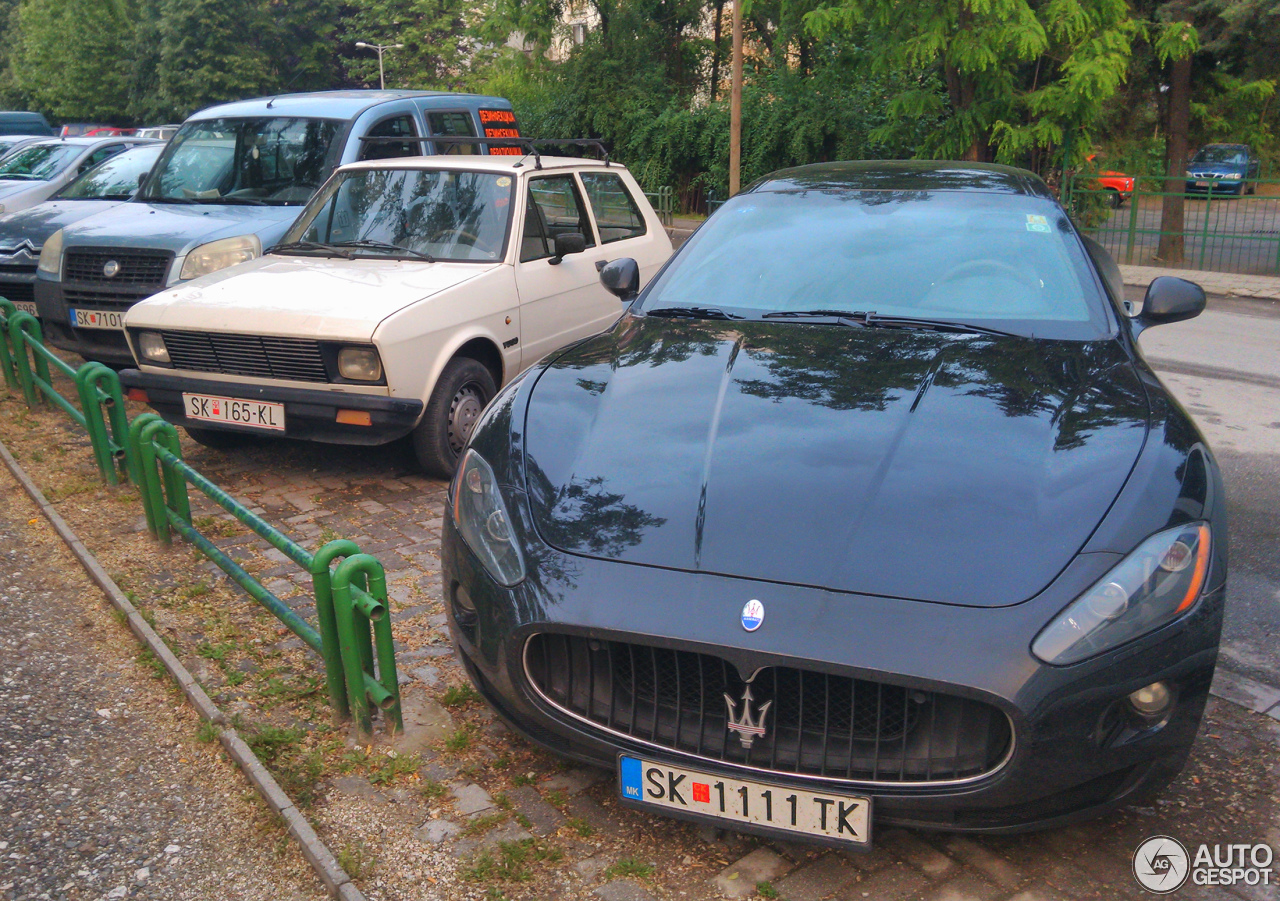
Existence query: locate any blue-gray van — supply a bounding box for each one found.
[34,90,520,365]
[0,112,55,137]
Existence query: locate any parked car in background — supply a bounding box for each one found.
[0,144,164,318]
[120,149,672,476]
[0,136,156,215]
[1185,144,1260,195]
[0,135,46,161]
[0,111,54,136]
[35,89,522,367]
[136,125,180,140]
[443,161,1225,841]
[1084,153,1135,207]
[57,123,115,138]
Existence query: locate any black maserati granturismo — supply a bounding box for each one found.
[441,161,1226,845]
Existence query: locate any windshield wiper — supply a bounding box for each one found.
[762,309,869,320]
[269,240,355,260]
[861,313,1020,337]
[646,306,743,320]
[331,239,434,262]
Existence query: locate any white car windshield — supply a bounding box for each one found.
[0,143,83,181]
[277,168,515,262]
[140,117,343,206]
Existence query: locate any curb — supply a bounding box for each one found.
[0,437,366,901]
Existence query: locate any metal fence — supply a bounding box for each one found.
[1065,175,1280,275]
[643,186,675,226]
[0,305,402,736]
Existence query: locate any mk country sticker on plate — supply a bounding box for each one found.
[619,755,871,845]
[183,392,285,431]
[71,308,125,330]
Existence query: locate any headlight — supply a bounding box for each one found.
[37,228,63,275]
[452,449,525,586]
[1032,523,1211,665]
[1223,172,1242,180]
[337,346,383,381]
[179,234,261,280]
[136,331,170,364]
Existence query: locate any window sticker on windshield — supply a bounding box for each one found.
[496,176,511,187]
[1026,214,1051,233]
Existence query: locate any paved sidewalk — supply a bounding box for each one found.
[1120,264,1280,300]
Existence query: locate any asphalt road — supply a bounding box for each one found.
[1132,289,1280,687]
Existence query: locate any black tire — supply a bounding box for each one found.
[185,426,250,450]
[1105,188,1121,209]
[412,357,497,478]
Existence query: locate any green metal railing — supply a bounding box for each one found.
[1065,174,1280,275]
[0,299,131,483]
[643,186,675,226]
[129,413,402,735]
[0,313,403,736]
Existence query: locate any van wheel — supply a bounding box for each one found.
[412,357,496,479]
[185,426,249,450]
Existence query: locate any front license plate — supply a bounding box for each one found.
[12,301,37,316]
[619,755,871,846]
[1195,180,1210,187]
[70,307,125,330]
[183,392,285,431]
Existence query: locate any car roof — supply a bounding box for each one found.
[188,90,512,122]
[21,136,155,148]
[745,160,1056,199]
[1198,143,1247,150]
[336,154,626,176]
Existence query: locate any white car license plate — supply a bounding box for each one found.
[1195,180,1210,187]
[619,755,871,846]
[11,301,37,316]
[183,392,285,431]
[70,308,125,330]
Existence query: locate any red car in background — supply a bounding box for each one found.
[1086,153,1135,207]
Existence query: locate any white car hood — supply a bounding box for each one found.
[126,255,501,340]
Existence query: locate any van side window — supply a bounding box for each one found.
[520,176,596,262]
[580,172,647,243]
[360,115,420,161]
[427,111,478,155]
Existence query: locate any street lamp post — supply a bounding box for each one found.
[354,41,404,90]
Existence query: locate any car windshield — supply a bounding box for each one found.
[56,145,164,200]
[640,189,1112,340]
[0,143,83,181]
[1192,147,1247,165]
[279,168,515,262]
[140,117,343,206]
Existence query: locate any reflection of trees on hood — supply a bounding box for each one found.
[525,457,666,559]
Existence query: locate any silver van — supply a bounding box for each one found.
[34,90,520,365]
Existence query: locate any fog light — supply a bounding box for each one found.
[1129,681,1172,717]
[452,581,477,626]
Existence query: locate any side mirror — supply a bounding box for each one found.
[548,232,586,265]
[1138,276,1205,328]
[600,257,640,301]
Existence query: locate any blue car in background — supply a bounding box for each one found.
[34,89,519,365]
[1185,143,1260,195]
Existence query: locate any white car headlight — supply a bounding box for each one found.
[337,346,383,381]
[37,228,63,276]
[452,449,525,586]
[1032,523,1211,665]
[136,331,170,364]
[1223,172,1242,180]
[179,234,261,280]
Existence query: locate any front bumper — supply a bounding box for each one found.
[1184,179,1245,195]
[35,277,139,366]
[119,369,424,445]
[441,512,1224,838]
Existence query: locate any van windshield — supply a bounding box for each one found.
[140,117,343,206]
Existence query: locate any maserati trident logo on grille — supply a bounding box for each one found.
[724,675,772,749]
[103,260,121,278]
[740,599,764,631]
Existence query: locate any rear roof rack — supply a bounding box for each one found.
[356,135,610,169]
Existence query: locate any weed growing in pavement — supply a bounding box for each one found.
[491,753,512,770]
[193,515,243,538]
[318,526,341,545]
[368,752,420,785]
[512,772,536,787]
[545,789,568,808]
[29,450,43,463]
[195,720,220,743]
[494,793,513,810]
[462,812,508,836]
[603,857,655,880]
[137,648,168,681]
[177,580,211,599]
[110,608,127,626]
[420,779,447,800]
[484,889,506,901]
[197,641,235,662]
[45,476,99,501]
[461,838,563,884]
[337,841,374,879]
[757,881,779,898]
[225,670,247,687]
[566,816,594,838]
[443,723,476,752]
[514,813,532,829]
[441,682,482,707]
[245,725,306,763]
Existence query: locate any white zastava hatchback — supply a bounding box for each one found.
[120,151,672,476]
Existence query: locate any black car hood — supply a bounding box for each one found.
[523,317,1149,607]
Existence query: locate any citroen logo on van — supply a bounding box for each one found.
[103,260,121,278]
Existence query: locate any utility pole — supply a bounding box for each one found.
[729,0,743,195]
[355,41,404,90]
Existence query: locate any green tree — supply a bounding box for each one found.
[340,0,471,90]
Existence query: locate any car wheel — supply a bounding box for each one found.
[1105,189,1121,209]
[412,357,497,479]
[185,426,249,450]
